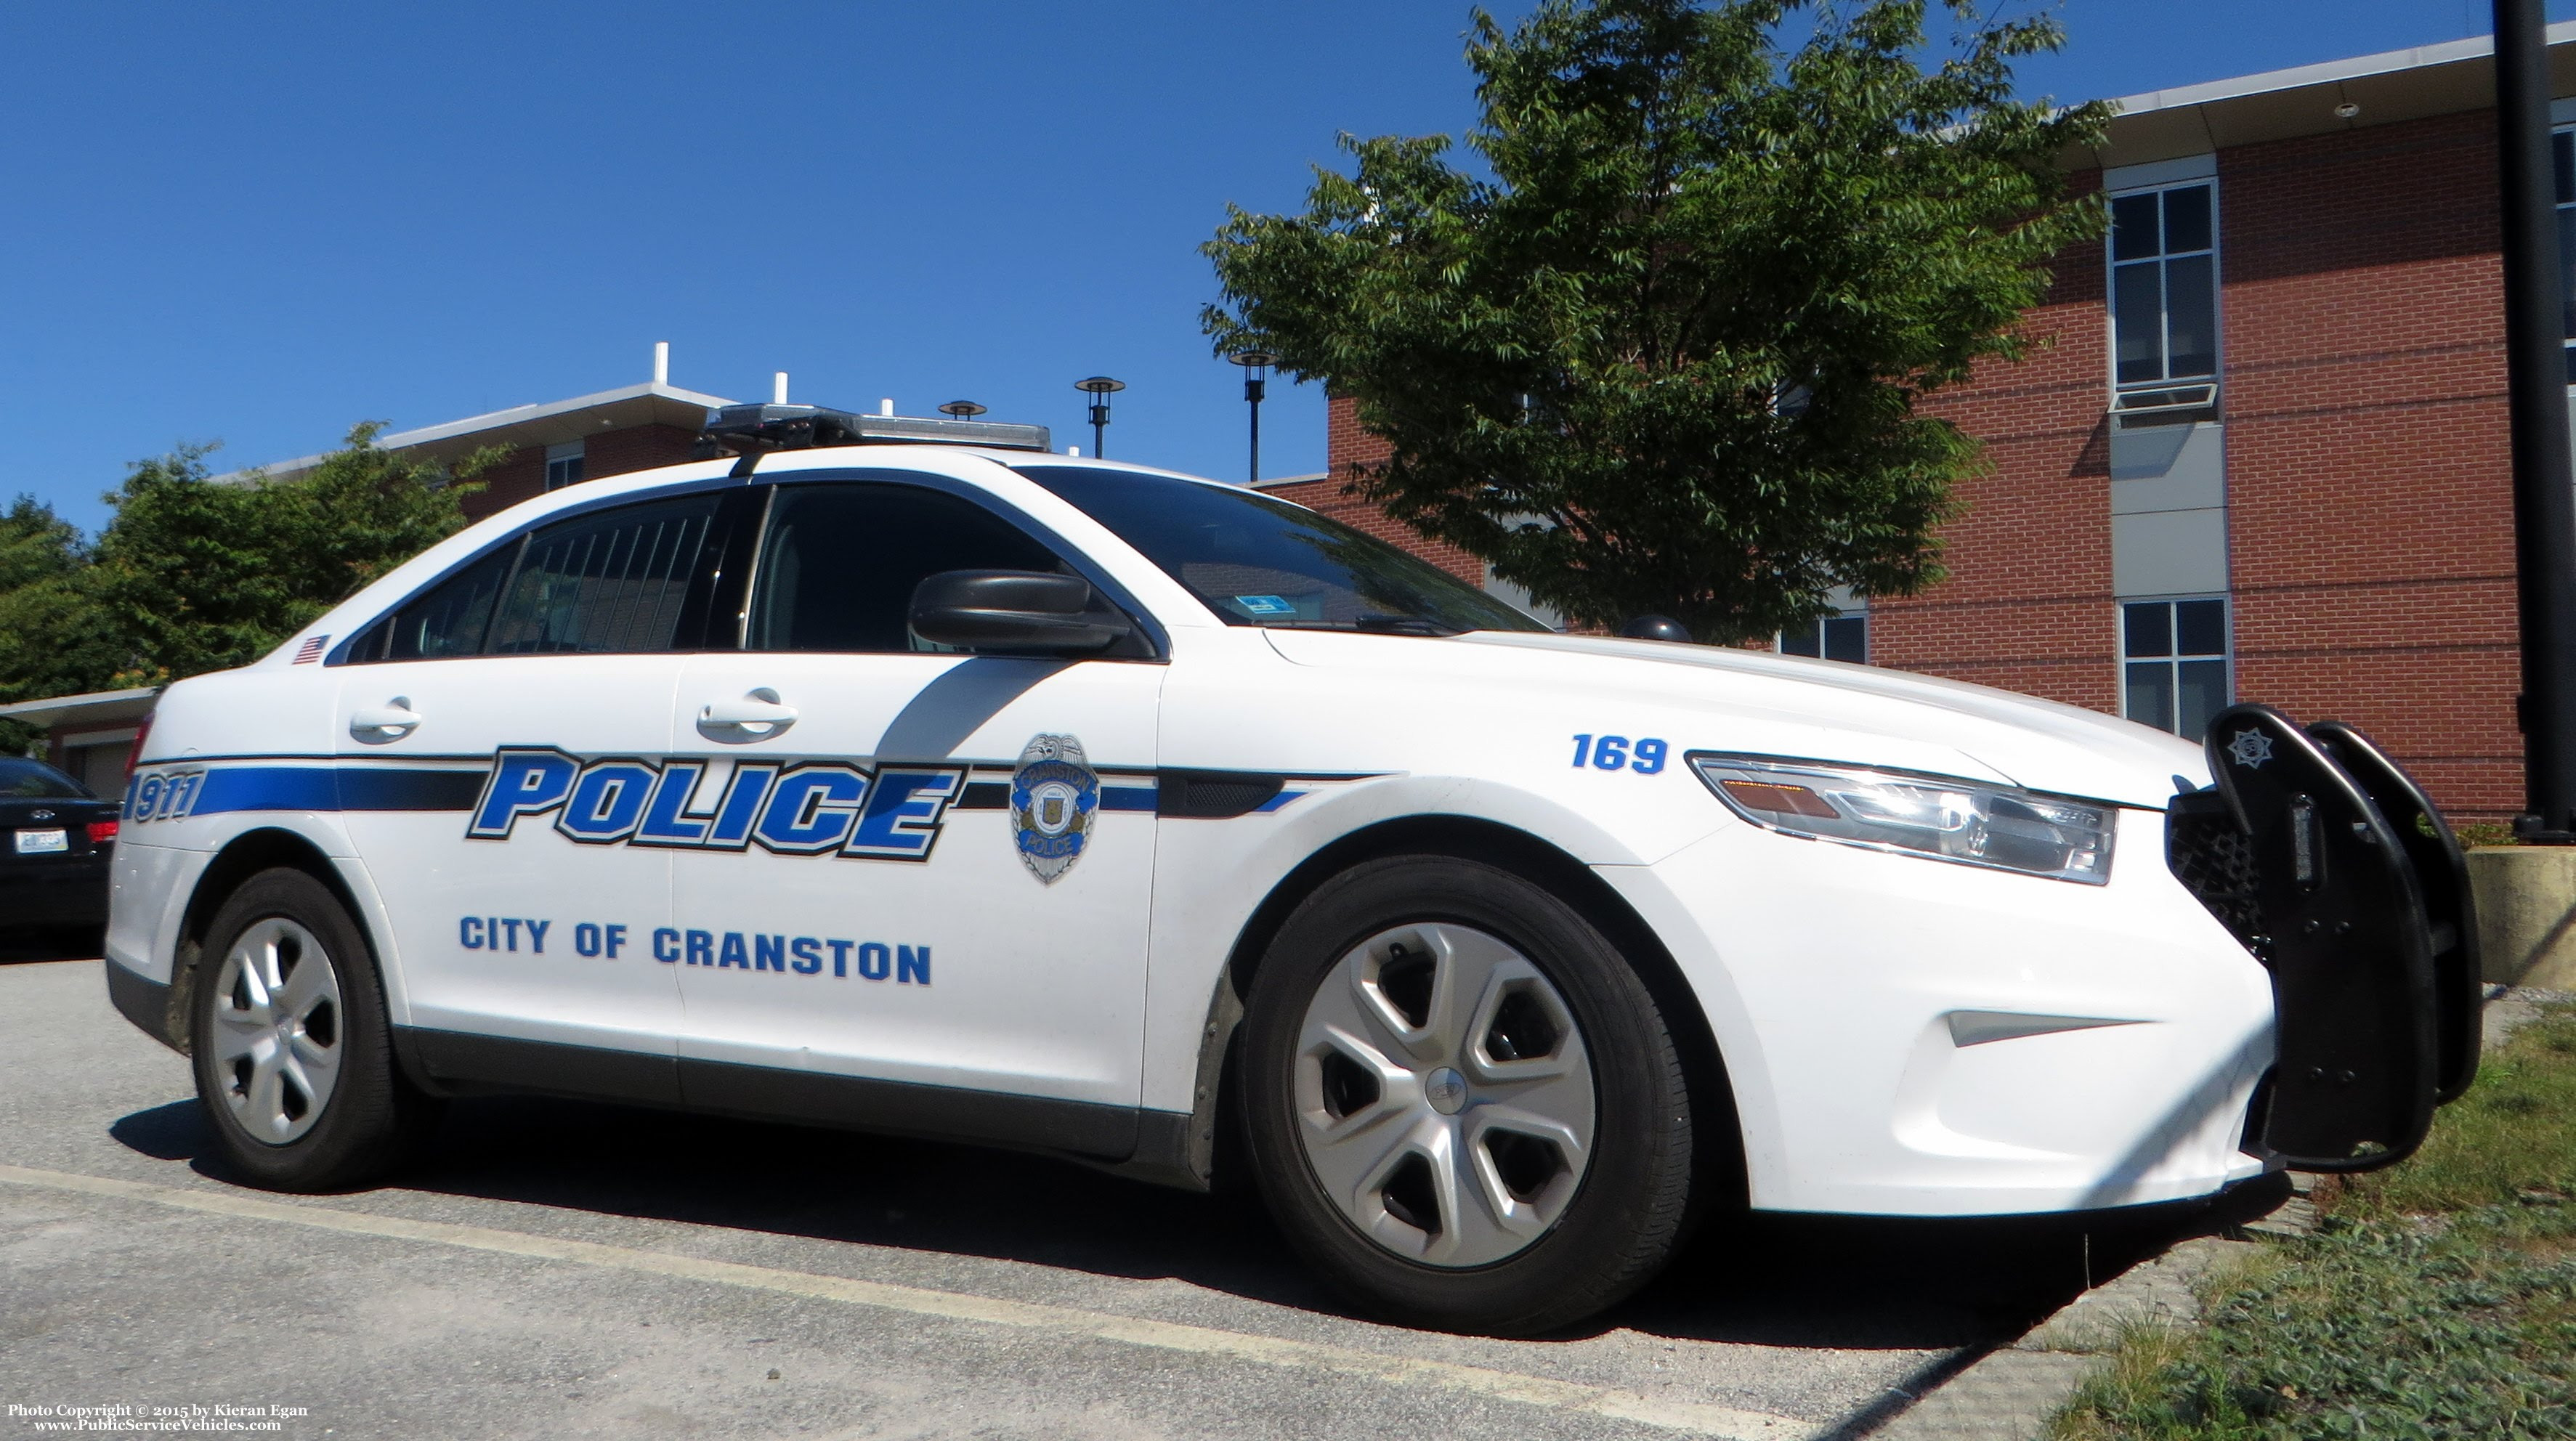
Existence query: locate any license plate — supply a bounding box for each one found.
[13,829,67,855]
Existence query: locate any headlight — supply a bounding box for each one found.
[1690,754,2115,884]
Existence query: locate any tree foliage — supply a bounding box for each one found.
[0,423,490,752]
[1203,0,2109,641]
[83,424,494,686]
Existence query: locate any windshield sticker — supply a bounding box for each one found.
[1233,594,1297,617]
[1011,734,1097,884]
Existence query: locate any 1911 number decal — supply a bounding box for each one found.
[1570,734,1667,774]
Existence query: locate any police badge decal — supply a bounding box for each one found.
[1010,734,1098,884]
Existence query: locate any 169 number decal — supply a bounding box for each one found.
[1571,734,1667,774]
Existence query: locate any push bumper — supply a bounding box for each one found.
[2169,706,2481,1171]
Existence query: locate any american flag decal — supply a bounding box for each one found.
[293,635,328,664]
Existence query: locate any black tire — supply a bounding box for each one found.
[190,867,439,1190]
[1240,855,1694,1334]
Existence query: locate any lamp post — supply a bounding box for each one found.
[1074,376,1125,458]
[2495,0,2576,841]
[1230,351,1276,483]
[938,400,987,421]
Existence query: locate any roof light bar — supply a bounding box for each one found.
[700,402,1052,457]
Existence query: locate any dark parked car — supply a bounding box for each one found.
[1,756,117,952]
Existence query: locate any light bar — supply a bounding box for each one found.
[700,402,1052,456]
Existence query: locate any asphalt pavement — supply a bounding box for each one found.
[0,951,2248,1440]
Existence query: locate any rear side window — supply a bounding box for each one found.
[486,495,724,655]
[748,483,1064,652]
[0,757,86,798]
[381,545,514,660]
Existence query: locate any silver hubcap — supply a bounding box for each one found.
[1293,922,1595,1269]
[208,918,344,1145]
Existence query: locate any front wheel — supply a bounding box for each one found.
[190,867,438,1190]
[1240,856,1695,1334]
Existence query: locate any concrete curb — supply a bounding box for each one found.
[1855,986,2561,1440]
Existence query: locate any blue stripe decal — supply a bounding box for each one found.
[1254,789,1307,813]
[189,768,344,816]
[338,768,490,811]
[179,766,486,817]
[169,766,1165,818]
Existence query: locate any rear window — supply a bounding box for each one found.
[0,758,89,799]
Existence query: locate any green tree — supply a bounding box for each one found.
[0,497,121,755]
[1202,0,2110,642]
[86,423,493,685]
[0,424,494,749]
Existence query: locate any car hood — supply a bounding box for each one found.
[1266,629,2208,809]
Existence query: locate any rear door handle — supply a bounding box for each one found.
[697,688,797,739]
[350,698,421,742]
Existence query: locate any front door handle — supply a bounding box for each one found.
[698,688,797,740]
[350,697,421,742]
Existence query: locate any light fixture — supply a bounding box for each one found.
[1229,351,1278,483]
[1074,376,1125,458]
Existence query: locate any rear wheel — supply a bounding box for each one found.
[1241,855,1694,1334]
[190,868,438,1190]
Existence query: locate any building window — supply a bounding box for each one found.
[2108,181,2218,422]
[544,440,586,491]
[2122,597,2229,740]
[1780,609,1866,664]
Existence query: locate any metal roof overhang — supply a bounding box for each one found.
[2062,20,2576,171]
[211,381,737,485]
[0,686,161,732]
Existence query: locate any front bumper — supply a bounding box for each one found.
[1600,707,2474,1217]
[1600,802,2276,1217]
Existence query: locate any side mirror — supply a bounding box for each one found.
[909,570,1133,654]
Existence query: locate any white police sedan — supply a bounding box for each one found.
[103,403,2479,1334]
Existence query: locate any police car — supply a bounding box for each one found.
[102,402,2481,1335]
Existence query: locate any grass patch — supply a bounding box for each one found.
[2455,820,2519,848]
[2052,1005,2576,1439]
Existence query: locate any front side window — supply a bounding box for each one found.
[2122,597,2229,740]
[2109,181,2219,415]
[484,494,723,654]
[1016,466,1547,636]
[747,482,1066,652]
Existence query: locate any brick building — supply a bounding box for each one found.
[230,343,733,524]
[1275,27,2576,825]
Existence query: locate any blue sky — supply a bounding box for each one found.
[0,1,2559,533]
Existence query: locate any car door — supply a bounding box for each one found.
[665,476,1164,1140]
[333,488,752,1079]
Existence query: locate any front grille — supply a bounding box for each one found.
[2167,799,2262,950]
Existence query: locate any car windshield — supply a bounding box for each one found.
[1016,466,1548,636]
[0,758,89,799]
